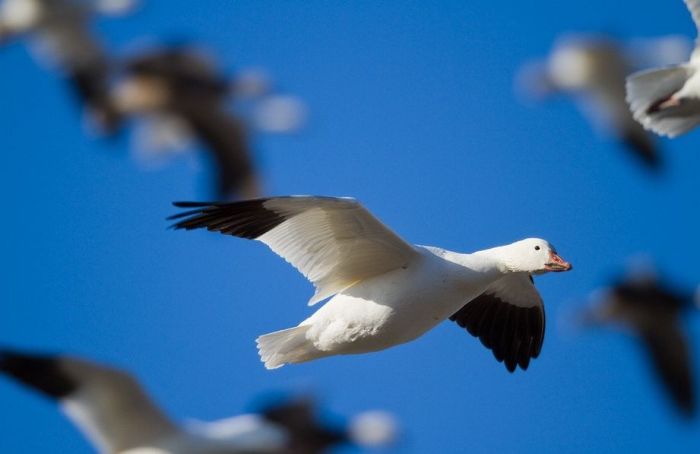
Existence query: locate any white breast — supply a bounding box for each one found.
[300,247,498,354]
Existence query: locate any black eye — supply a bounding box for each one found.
[534,246,541,251]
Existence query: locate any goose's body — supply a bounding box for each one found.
[0,349,396,454]
[627,0,700,137]
[171,196,572,372]
[293,246,510,354]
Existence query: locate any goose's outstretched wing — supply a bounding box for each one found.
[169,197,419,305]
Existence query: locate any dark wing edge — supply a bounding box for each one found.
[0,348,78,399]
[262,398,347,453]
[167,198,288,239]
[641,326,696,416]
[167,196,359,241]
[184,106,258,199]
[450,294,545,373]
[620,127,663,171]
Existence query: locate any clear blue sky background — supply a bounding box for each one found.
[1,0,699,452]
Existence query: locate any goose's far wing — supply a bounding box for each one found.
[170,197,419,305]
[450,273,545,372]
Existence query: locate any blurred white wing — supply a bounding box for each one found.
[253,95,307,133]
[132,114,194,167]
[94,0,139,16]
[188,415,286,451]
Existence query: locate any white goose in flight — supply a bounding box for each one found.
[170,196,573,372]
[627,0,700,137]
[0,348,397,453]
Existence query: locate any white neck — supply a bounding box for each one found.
[438,247,510,275]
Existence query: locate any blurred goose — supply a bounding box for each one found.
[0,348,397,453]
[170,196,573,372]
[627,0,700,138]
[519,34,690,169]
[204,398,397,454]
[0,0,137,132]
[113,47,260,200]
[114,47,306,200]
[580,268,698,416]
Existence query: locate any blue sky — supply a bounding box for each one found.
[1,0,700,452]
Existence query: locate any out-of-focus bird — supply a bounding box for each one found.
[579,267,698,417]
[0,347,397,453]
[201,397,398,454]
[169,196,573,372]
[518,33,690,169]
[113,47,259,200]
[113,46,306,200]
[627,0,700,138]
[0,0,138,132]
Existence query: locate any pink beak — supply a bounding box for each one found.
[545,251,572,272]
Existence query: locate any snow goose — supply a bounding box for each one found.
[170,196,573,372]
[112,46,260,200]
[0,0,138,132]
[113,47,306,200]
[0,348,397,453]
[579,266,698,416]
[519,34,690,169]
[627,0,700,138]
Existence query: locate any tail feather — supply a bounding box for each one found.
[256,326,317,369]
[626,65,700,138]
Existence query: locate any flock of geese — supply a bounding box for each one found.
[2,0,700,453]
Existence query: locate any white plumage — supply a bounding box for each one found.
[255,197,418,305]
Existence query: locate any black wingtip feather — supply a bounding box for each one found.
[620,130,663,171]
[172,201,223,208]
[168,198,289,240]
[0,349,78,399]
[451,296,545,373]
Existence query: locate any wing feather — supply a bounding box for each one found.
[170,197,418,305]
[450,273,546,372]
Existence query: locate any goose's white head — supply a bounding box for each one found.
[498,238,572,275]
[547,40,597,89]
